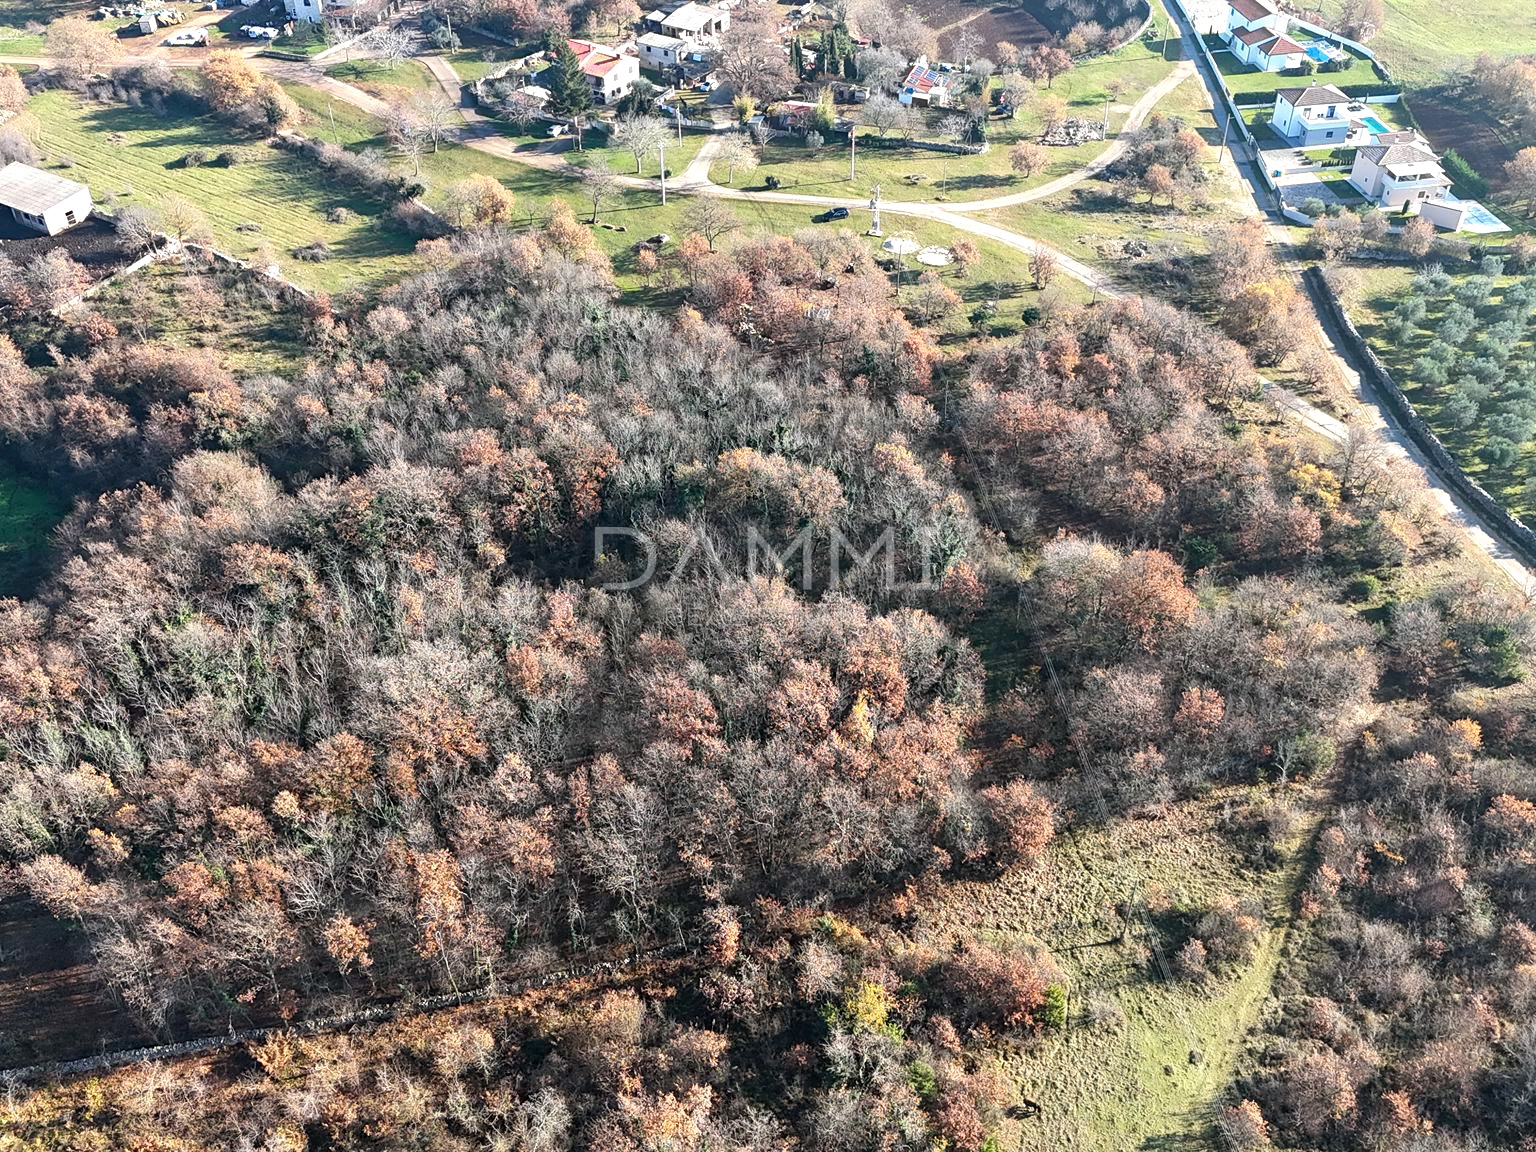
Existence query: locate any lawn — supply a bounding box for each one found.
[1314,0,1536,87]
[1350,262,1536,520]
[446,47,516,84]
[15,89,421,294]
[323,58,440,98]
[731,31,1185,204]
[1207,37,1377,99]
[0,22,43,54]
[915,785,1323,1152]
[0,455,66,599]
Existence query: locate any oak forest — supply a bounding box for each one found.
[0,0,1535,1150]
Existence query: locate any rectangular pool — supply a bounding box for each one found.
[1305,44,1330,63]
[1359,115,1389,134]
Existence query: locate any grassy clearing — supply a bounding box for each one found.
[322,58,440,98]
[731,33,1184,204]
[0,22,44,54]
[16,89,424,293]
[89,262,310,375]
[0,456,66,599]
[445,47,515,84]
[917,786,1321,1152]
[1315,0,1536,87]
[1349,262,1536,519]
[979,74,1228,295]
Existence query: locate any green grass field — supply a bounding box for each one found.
[90,262,311,375]
[0,456,66,599]
[917,785,1322,1152]
[0,22,44,54]
[1316,0,1536,87]
[323,58,440,97]
[733,32,1185,204]
[17,89,423,293]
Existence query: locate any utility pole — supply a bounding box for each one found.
[849,126,856,182]
[1217,105,1232,164]
[659,137,667,205]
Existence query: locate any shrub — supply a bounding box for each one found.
[1442,148,1489,199]
[1346,574,1381,601]
[293,240,331,262]
[181,148,214,168]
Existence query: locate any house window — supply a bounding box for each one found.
[1325,131,1335,139]
[64,209,77,224]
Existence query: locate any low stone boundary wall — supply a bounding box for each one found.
[1304,266,1536,565]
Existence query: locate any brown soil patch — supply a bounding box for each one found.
[1411,85,1516,191]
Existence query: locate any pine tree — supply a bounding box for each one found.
[547,39,594,132]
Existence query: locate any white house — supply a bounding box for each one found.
[898,62,951,108]
[1222,0,1285,43]
[567,38,640,105]
[642,1,728,42]
[0,162,93,236]
[637,31,687,69]
[283,0,353,23]
[1220,0,1307,71]
[1348,142,1453,208]
[1230,24,1306,71]
[1270,84,1352,147]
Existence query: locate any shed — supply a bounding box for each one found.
[0,162,94,235]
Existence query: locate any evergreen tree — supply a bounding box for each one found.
[548,41,592,117]
[546,38,594,149]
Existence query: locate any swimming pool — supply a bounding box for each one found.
[1359,115,1389,135]
[1305,44,1330,63]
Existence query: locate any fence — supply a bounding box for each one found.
[1303,267,1536,566]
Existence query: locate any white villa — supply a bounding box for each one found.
[0,162,93,236]
[1270,84,1353,147]
[637,31,687,69]
[1348,142,1453,209]
[1221,0,1306,72]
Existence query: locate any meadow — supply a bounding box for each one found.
[1315,0,1536,86]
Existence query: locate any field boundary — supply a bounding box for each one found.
[0,943,689,1085]
[1303,266,1536,565]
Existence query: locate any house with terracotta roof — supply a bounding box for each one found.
[1349,142,1453,208]
[566,38,640,105]
[897,61,952,108]
[1219,0,1309,71]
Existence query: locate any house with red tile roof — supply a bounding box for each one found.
[567,38,640,105]
[897,61,952,108]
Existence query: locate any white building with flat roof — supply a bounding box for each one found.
[0,162,93,235]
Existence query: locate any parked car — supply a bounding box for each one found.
[814,207,849,223]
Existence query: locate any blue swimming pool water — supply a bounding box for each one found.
[1360,115,1389,134]
[1305,44,1330,63]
